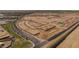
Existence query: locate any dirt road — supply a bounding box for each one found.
[57,26,79,48]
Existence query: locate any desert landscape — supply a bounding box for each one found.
[0,10,79,48]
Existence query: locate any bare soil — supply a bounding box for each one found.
[57,26,79,48]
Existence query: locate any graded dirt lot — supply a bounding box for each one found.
[16,12,79,42]
[0,25,13,48]
[57,26,79,48]
[0,26,10,39]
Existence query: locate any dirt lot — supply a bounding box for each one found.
[16,12,79,41]
[0,26,10,39]
[57,26,79,48]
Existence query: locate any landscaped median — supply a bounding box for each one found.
[1,22,34,48]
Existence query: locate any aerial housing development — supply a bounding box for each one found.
[0,10,79,48]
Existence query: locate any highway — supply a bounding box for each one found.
[41,21,79,48]
[57,26,79,48]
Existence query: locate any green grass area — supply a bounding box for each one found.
[2,22,33,48]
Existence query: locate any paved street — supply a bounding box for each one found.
[57,26,79,48]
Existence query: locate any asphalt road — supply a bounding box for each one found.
[57,26,79,48]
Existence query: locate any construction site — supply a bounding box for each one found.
[0,10,79,48]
